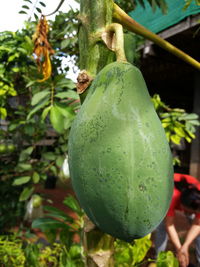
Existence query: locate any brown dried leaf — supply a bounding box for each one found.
[33,15,54,82]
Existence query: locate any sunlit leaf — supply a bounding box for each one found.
[16,163,32,171]
[41,105,51,121]
[27,98,49,119]
[19,146,34,162]
[61,39,70,49]
[13,176,31,186]
[55,90,79,100]
[63,195,83,216]
[44,206,73,222]
[19,186,34,201]
[32,217,69,231]
[50,105,65,133]
[31,90,50,106]
[42,152,56,161]
[0,107,7,119]
[170,135,181,145]
[32,172,40,184]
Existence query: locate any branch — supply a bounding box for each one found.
[45,0,65,16]
[113,3,200,71]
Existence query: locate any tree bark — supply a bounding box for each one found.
[78,0,115,77]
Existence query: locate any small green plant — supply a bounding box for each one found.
[114,234,152,266]
[32,194,179,266]
[152,94,200,145]
[156,251,179,267]
[0,234,84,267]
[0,235,26,267]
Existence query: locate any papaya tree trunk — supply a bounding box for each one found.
[78,0,115,77]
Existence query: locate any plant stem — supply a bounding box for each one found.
[113,3,200,71]
[104,23,127,62]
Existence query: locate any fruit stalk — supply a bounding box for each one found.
[103,23,127,62]
[113,3,200,71]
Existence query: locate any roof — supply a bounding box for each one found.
[129,0,200,33]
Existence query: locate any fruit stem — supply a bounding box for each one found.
[103,23,127,62]
[113,3,200,71]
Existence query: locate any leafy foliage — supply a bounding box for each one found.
[19,0,46,21]
[152,94,200,145]
[0,178,25,233]
[156,251,179,267]
[114,235,152,266]
[32,196,84,245]
[0,13,80,232]
[0,234,83,267]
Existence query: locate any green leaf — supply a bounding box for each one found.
[8,53,19,62]
[61,39,70,49]
[173,127,186,138]
[31,90,50,106]
[32,217,69,231]
[132,235,151,265]
[39,1,46,7]
[54,76,75,89]
[180,113,199,120]
[22,5,30,9]
[32,172,40,184]
[56,155,64,167]
[16,163,32,171]
[12,67,20,72]
[9,122,19,131]
[27,98,49,120]
[55,102,75,119]
[19,186,34,201]
[36,7,42,13]
[34,13,39,20]
[42,152,56,161]
[186,130,195,139]
[44,206,73,222]
[26,80,36,88]
[157,251,179,267]
[50,105,65,133]
[0,107,7,119]
[55,91,79,100]
[50,165,57,176]
[13,176,31,186]
[170,135,181,145]
[19,146,34,162]
[69,244,82,259]
[41,106,51,121]
[63,196,83,216]
[19,10,27,14]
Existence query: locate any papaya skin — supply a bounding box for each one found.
[68,61,174,242]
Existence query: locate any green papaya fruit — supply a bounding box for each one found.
[68,61,173,242]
